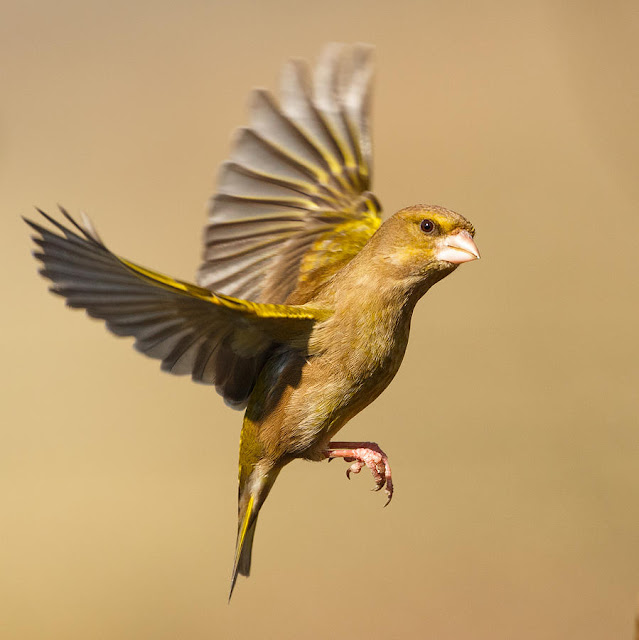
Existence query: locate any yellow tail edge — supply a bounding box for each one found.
[229,494,255,602]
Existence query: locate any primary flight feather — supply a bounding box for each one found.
[26,43,480,599]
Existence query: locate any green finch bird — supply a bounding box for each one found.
[25,43,480,599]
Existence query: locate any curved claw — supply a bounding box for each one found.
[383,477,394,507]
[346,460,364,479]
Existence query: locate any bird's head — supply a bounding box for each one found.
[372,204,480,292]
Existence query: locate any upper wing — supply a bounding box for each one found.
[26,209,326,409]
[197,43,382,305]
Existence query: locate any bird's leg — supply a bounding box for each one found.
[323,441,393,506]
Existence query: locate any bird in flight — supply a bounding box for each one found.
[25,43,480,599]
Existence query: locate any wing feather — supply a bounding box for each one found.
[26,208,324,409]
[198,43,382,305]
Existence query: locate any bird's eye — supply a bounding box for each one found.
[420,219,435,234]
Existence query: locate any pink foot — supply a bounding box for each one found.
[324,441,393,506]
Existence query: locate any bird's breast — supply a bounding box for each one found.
[247,296,415,463]
[286,302,413,455]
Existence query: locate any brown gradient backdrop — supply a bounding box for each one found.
[2,1,639,638]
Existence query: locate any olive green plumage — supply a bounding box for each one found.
[25,44,479,600]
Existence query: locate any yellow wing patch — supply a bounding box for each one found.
[118,256,325,321]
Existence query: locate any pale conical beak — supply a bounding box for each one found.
[436,230,481,264]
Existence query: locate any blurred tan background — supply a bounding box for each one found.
[2,0,639,638]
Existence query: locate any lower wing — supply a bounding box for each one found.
[26,208,326,408]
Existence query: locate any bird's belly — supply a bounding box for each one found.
[285,338,408,460]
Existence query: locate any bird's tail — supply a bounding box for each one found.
[229,466,279,601]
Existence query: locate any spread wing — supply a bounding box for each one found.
[197,43,382,305]
[26,209,325,409]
